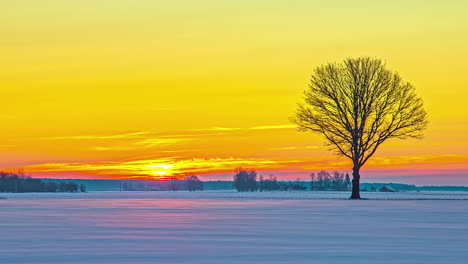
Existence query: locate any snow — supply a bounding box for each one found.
[1,191,468,263]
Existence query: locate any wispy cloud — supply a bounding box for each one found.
[46,131,155,140]
[191,124,295,132]
[191,127,242,131]
[272,146,320,150]
[134,138,191,148]
[248,124,295,130]
[43,130,191,152]
[44,124,295,142]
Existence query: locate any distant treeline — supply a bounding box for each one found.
[417,186,468,192]
[38,179,231,191]
[122,175,203,191]
[310,171,351,191]
[233,169,351,192]
[234,170,307,192]
[0,172,85,193]
[7,176,465,193]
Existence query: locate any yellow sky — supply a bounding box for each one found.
[1,1,468,183]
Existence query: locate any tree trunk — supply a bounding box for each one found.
[350,166,361,199]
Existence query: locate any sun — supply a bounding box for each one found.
[146,164,174,176]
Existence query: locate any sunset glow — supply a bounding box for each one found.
[1,1,468,184]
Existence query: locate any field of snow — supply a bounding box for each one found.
[1,191,468,263]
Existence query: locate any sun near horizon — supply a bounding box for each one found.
[1,1,468,184]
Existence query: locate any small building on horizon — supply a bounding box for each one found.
[379,185,397,192]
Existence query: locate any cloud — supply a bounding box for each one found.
[190,124,295,132]
[191,127,242,131]
[248,124,296,130]
[134,138,191,148]
[272,146,320,150]
[43,130,192,152]
[365,154,468,169]
[4,154,468,181]
[11,157,281,180]
[46,131,155,140]
[43,124,295,145]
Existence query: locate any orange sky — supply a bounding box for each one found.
[1,1,468,184]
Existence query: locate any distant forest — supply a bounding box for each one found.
[0,171,85,193]
[2,171,467,193]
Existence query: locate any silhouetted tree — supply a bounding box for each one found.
[169,177,178,191]
[310,171,349,191]
[309,173,315,191]
[80,184,86,192]
[263,175,280,191]
[184,175,203,192]
[291,57,428,198]
[233,168,257,192]
[315,171,330,190]
[258,175,265,191]
[331,171,345,191]
[345,174,351,189]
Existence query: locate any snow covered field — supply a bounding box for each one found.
[1,191,468,264]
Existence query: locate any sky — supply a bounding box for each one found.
[1,0,468,184]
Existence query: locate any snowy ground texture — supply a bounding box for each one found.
[1,191,468,264]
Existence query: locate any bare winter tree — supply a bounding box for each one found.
[291,57,428,198]
[184,174,203,192]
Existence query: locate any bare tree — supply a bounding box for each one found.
[169,176,178,191]
[184,174,203,192]
[309,173,315,191]
[291,57,428,198]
